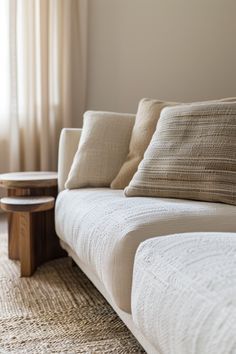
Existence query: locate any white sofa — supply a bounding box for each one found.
[55,113,236,354]
[132,233,236,354]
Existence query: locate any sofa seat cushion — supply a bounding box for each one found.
[132,233,236,354]
[55,189,236,313]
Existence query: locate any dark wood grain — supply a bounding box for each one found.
[0,172,66,276]
[19,212,35,276]
[7,188,29,260]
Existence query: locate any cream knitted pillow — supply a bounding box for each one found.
[65,111,135,189]
[111,98,177,189]
[125,102,236,205]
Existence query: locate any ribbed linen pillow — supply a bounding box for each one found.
[111,97,236,190]
[125,102,236,205]
[65,111,135,189]
[111,98,178,189]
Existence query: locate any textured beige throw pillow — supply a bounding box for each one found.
[65,111,135,189]
[111,97,236,190]
[111,98,177,189]
[125,102,236,205]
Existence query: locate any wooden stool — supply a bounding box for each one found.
[0,172,65,265]
[1,196,55,277]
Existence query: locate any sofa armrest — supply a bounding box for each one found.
[58,128,82,192]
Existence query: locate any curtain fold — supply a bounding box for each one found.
[0,0,87,173]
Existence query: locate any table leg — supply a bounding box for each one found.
[8,213,20,260]
[8,188,29,260]
[31,186,66,262]
[19,212,36,277]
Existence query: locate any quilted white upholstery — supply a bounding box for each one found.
[132,233,236,354]
[55,189,236,312]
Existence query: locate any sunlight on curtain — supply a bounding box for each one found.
[0,0,87,173]
[0,2,10,118]
[0,1,10,172]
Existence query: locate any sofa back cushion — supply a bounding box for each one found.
[65,111,135,189]
[125,101,236,205]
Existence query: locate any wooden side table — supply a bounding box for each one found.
[1,196,55,276]
[0,172,66,272]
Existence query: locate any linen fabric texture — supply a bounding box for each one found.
[55,188,236,312]
[110,97,235,190]
[1,0,88,173]
[65,111,135,189]
[125,102,236,205]
[132,233,236,354]
[110,98,177,189]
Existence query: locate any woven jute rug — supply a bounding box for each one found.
[0,217,145,353]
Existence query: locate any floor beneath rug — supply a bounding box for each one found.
[0,215,145,353]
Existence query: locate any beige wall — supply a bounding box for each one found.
[86,0,236,114]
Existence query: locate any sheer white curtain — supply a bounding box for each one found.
[0,0,87,173]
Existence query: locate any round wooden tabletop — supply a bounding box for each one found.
[0,171,58,189]
[0,196,55,213]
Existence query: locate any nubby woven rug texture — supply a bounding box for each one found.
[0,219,144,353]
